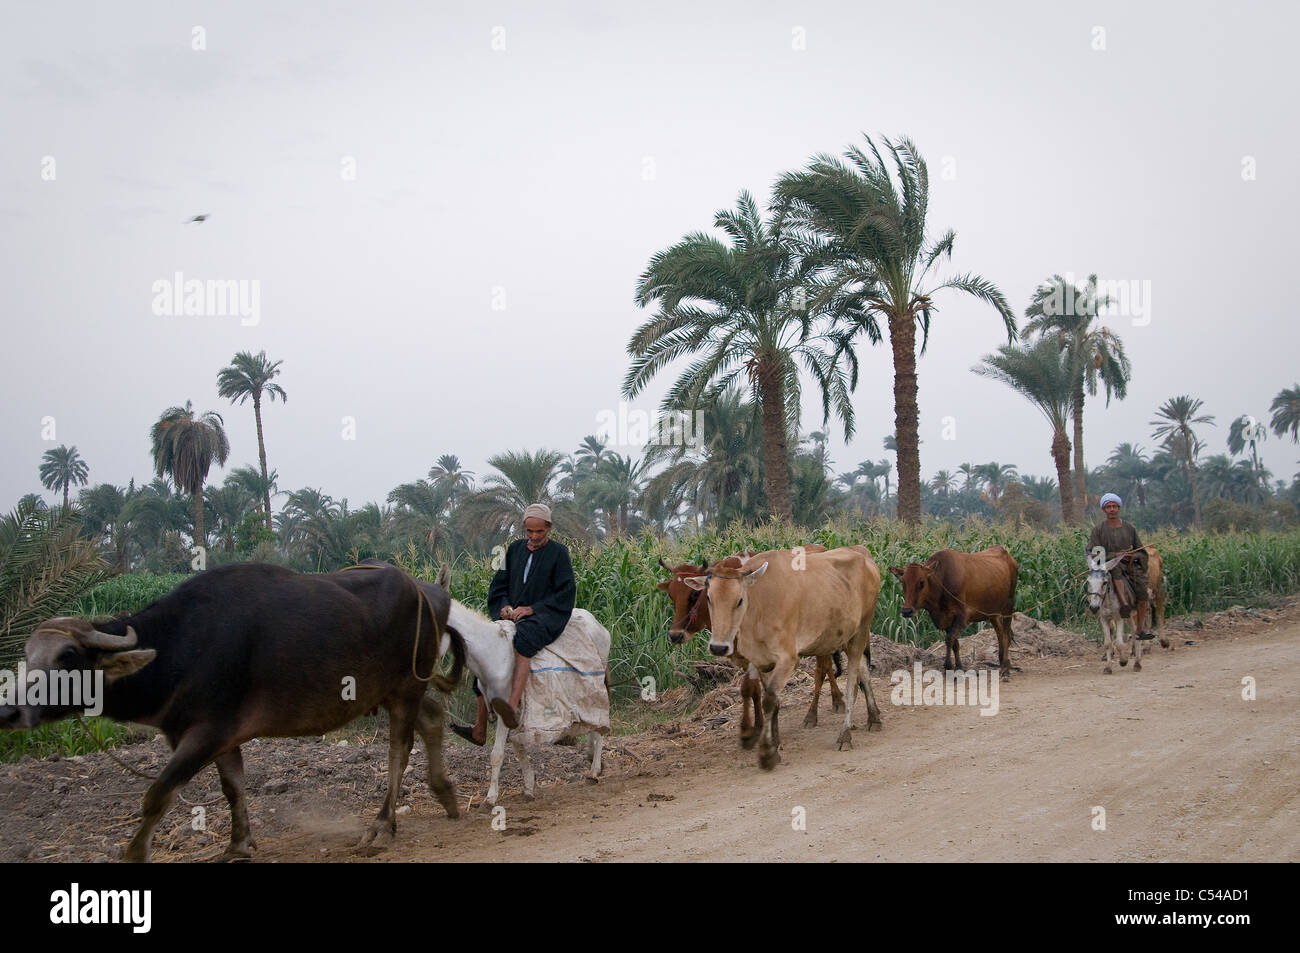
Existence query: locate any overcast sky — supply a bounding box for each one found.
[3,0,1297,512]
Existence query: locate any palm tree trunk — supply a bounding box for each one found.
[756,360,794,522]
[890,314,921,524]
[254,395,273,531]
[1072,386,1086,510]
[1188,462,1202,528]
[63,484,69,510]
[1051,429,1076,524]
[193,488,206,553]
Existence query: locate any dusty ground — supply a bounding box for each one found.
[2,600,1296,863]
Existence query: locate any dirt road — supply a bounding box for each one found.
[274,612,1300,863]
[4,607,1296,862]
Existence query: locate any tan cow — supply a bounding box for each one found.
[657,547,845,747]
[683,545,882,770]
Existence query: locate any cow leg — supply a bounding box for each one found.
[414,695,460,818]
[839,629,880,748]
[1131,618,1143,672]
[360,700,417,849]
[124,729,225,863]
[994,616,1012,682]
[213,747,255,861]
[827,655,846,713]
[856,630,882,731]
[758,658,796,771]
[485,714,509,807]
[511,734,536,800]
[587,732,604,783]
[739,664,762,750]
[804,657,825,728]
[946,616,965,671]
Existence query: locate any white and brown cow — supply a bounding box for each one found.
[683,545,882,770]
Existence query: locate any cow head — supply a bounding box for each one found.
[890,563,936,619]
[683,561,768,657]
[1086,547,1124,614]
[0,617,156,731]
[656,557,711,644]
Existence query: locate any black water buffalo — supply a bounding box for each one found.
[0,560,464,862]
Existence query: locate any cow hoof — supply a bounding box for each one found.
[1103,666,1113,675]
[1134,662,1142,672]
[523,792,535,802]
[1000,672,1010,683]
[585,776,600,785]
[1160,639,1172,650]
[220,841,254,862]
[739,732,759,751]
[758,748,781,771]
[802,711,818,728]
[836,728,853,750]
[832,699,846,714]
[434,786,460,819]
[868,718,883,732]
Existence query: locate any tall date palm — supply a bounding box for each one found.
[774,135,1016,523]
[217,351,286,530]
[150,401,230,552]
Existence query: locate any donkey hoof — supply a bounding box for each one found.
[836,728,853,750]
[1103,665,1113,675]
[1120,658,1128,667]
[758,747,781,771]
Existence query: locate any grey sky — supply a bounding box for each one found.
[3,0,1297,511]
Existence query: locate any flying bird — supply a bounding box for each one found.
[184,214,210,224]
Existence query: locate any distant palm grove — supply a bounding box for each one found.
[15,137,1300,577]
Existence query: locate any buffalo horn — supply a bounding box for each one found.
[79,625,139,650]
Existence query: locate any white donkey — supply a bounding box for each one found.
[1086,546,1168,674]
[437,590,611,806]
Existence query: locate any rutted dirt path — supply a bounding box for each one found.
[3,606,1297,862]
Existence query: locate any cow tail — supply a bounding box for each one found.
[423,594,465,694]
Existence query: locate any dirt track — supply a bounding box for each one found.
[3,605,1297,862]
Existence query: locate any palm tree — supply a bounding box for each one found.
[1022,274,1131,508]
[973,337,1076,523]
[1270,384,1300,442]
[209,480,258,554]
[1022,475,1060,504]
[1228,415,1268,498]
[1151,396,1215,528]
[77,482,145,572]
[228,464,281,522]
[773,135,1016,524]
[976,462,1019,509]
[150,401,230,551]
[458,449,586,544]
[930,470,957,496]
[582,452,648,536]
[624,190,860,522]
[216,351,286,529]
[1,502,108,661]
[428,454,475,510]
[1106,443,1152,508]
[643,388,765,528]
[387,478,452,554]
[39,445,90,509]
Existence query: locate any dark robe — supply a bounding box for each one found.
[487,538,576,657]
[1088,519,1148,603]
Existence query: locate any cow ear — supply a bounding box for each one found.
[744,561,769,584]
[682,575,706,591]
[97,648,156,683]
[656,579,671,592]
[889,566,904,578]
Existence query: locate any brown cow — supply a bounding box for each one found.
[1146,545,1168,640]
[890,545,1018,681]
[657,546,844,748]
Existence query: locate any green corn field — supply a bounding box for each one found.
[4,524,1299,760]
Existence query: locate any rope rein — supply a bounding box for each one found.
[338,563,442,684]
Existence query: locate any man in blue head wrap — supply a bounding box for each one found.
[1087,493,1154,639]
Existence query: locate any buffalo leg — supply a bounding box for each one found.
[213,747,255,860]
[414,695,460,818]
[125,729,225,863]
[360,699,417,848]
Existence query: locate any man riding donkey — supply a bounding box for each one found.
[1087,492,1155,640]
[451,503,576,745]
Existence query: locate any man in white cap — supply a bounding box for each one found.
[452,502,576,744]
[1088,492,1154,639]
